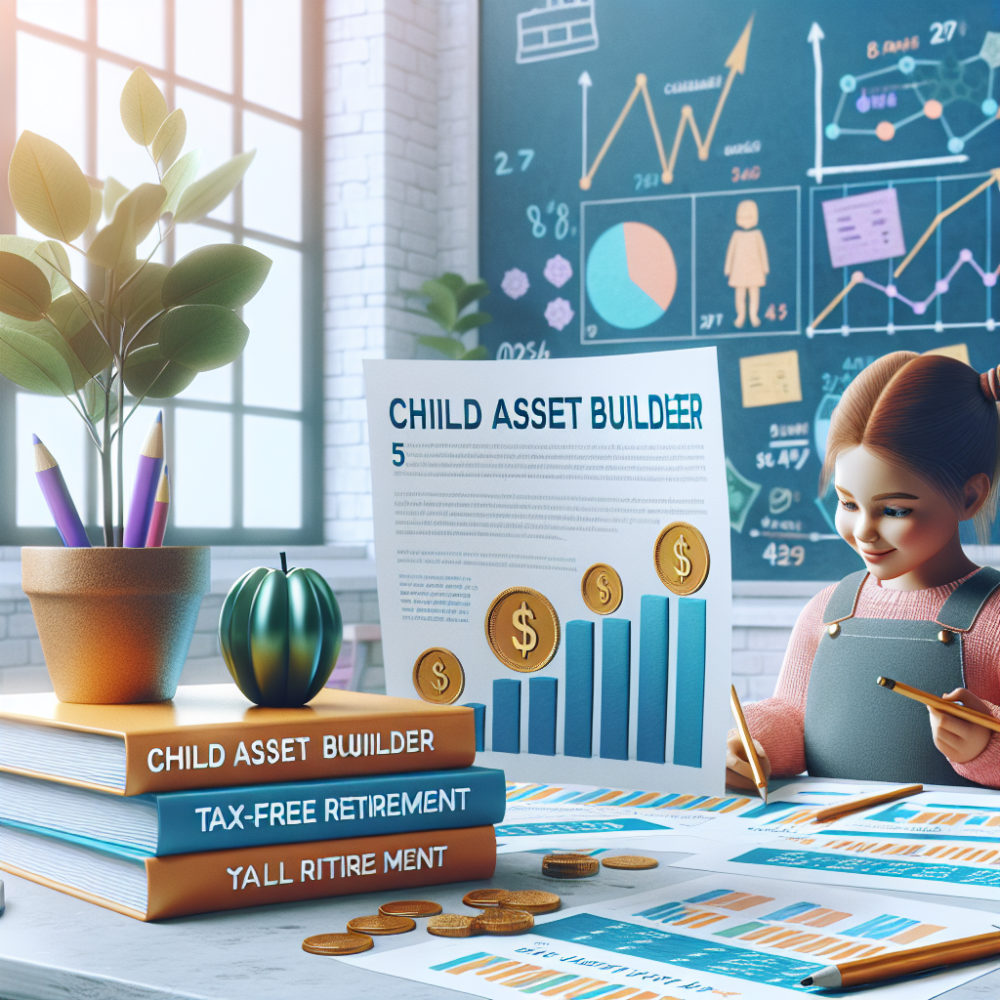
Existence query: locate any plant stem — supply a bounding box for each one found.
[100,367,114,545]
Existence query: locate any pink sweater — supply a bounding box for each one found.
[743,570,1000,788]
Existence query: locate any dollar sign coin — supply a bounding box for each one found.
[580,562,623,615]
[654,522,710,596]
[485,587,560,672]
[412,647,465,704]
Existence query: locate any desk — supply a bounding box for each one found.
[2,849,998,1000]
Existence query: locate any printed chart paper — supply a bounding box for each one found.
[336,873,999,1000]
[365,350,731,793]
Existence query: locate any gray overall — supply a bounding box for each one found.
[803,567,1000,786]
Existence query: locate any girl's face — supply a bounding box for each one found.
[833,445,960,587]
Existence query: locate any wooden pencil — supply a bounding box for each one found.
[730,685,768,803]
[877,676,1000,733]
[810,783,922,823]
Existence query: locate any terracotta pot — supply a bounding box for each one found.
[21,546,210,704]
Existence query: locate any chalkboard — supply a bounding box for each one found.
[479,0,1000,580]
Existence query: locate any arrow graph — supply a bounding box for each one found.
[579,16,753,190]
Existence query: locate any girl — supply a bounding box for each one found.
[727,352,1000,788]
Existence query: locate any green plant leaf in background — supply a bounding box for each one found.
[9,131,92,243]
[157,303,249,371]
[160,149,201,217]
[174,149,255,223]
[0,250,52,321]
[417,334,466,360]
[103,176,128,220]
[114,261,168,348]
[462,345,489,360]
[119,67,168,146]
[87,184,103,231]
[48,292,112,378]
[420,279,458,332]
[151,109,186,170]
[452,310,491,334]
[161,244,272,309]
[0,319,77,395]
[123,343,197,398]
[87,183,166,270]
[82,378,116,423]
[456,279,489,312]
[34,240,72,297]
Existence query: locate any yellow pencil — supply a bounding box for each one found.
[730,685,767,803]
[877,676,1000,733]
[810,783,922,823]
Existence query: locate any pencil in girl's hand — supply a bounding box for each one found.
[144,465,170,548]
[123,411,164,548]
[877,676,1000,733]
[33,435,90,548]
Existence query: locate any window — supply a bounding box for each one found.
[0,0,323,545]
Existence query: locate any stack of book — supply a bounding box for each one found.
[0,685,504,921]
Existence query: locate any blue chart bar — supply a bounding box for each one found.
[637,594,669,763]
[493,679,521,753]
[564,620,594,757]
[600,618,631,760]
[529,677,558,755]
[764,901,819,921]
[462,702,486,752]
[673,597,706,768]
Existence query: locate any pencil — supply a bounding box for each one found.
[144,464,169,547]
[801,930,1000,988]
[123,410,164,548]
[730,685,767,803]
[32,435,90,547]
[810,783,922,823]
[877,676,1000,733]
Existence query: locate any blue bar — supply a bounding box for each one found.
[685,888,736,904]
[764,901,819,921]
[492,678,521,753]
[528,677,558,755]
[672,597,706,768]
[637,594,669,763]
[564,620,594,757]
[462,702,486,752]
[600,618,631,760]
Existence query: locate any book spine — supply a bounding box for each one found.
[147,825,497,920]
[157,767,507,855]
[125,711,476,794]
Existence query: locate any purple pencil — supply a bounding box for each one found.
[124,411,164,548]
[33,435,90,548]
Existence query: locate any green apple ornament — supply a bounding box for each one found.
[219,552,343,707]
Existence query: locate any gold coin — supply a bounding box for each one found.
[302,933,374,955]
[411,647,465,705]
[462,888,508,908]
[499,890,561,914]
[541,854,599,879]
[485,587,560,672]
[580,563,623,615]
[474,908,535,935]
[427,914,480,938]
[346,915,416,935]
[379,900,443,918]
[601,855,659,870]
[654,521,710,596]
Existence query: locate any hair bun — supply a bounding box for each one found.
[981,365,1000,403]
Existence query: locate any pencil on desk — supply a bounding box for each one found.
[810,783,922,823]
[124,410,164,548]
[33,435,90,548]
[730,685,768,803]
[877,676,1000,733]
[144,465,169,547]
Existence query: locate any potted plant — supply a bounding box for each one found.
[407,273,491,359]
[0,69,272,704]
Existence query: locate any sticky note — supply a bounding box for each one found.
[923,343,970,366]
[739,350,802,408]
[822,188,906,269]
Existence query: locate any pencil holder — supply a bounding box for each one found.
[21,546,210,704]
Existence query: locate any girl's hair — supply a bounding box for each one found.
[820,352,1000,543]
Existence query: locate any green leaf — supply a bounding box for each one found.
[174,150,255,224]
[115,261,168,349]
[82,379,115,422]
[158,304,248,371]
[103,176,128,220]
[436,273,465,295]
[123,343,197,398]
[34,240,71,297]
[452,310,492,334]
[0,319,77,395]
[0,250,52,321]
[419,280,458,332]
[456,280,489,312]
[160,149,201,216]
[87,183,166,270]
[461,345,489,360]
[9,131,92,243]
[119,68,168,145]
[417,334,465,360]
[88,185,103,232]
[48,293,112,379]
[161,244,272,309]
[151,108,186,170]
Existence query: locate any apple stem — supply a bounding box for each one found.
[280,551,288,574]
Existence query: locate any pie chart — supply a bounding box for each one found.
[586,222,677,329]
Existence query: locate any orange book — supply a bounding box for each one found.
[0,821,496,921]
[0,685,476,795]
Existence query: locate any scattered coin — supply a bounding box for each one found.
[463,888,508,908]
[654,522,710,596]
[485,586,560,672]
[302,933,374,956]
[601,855,659,870]
[346,914,416,935]
[499,890,561,914]
[542,853,600,879]
[411,647,465,704]
[580,562,623,615]
[379,900,443,918]
[427,914,481,938]
[474,908,535,935]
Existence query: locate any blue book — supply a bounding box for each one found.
[0,766,506,856]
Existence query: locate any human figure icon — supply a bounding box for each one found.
[724,199,769,328]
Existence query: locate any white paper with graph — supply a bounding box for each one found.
[365,350,731,792]
[335,873,1000,1000]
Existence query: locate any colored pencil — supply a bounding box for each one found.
[32,435,90,547]
[730,685,767,803]
[123,411,164,548]
[810,783,922,823]
[877,676,1000,733]
[801,930,1000,988]
[144,464,170,547]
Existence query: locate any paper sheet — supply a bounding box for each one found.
[738,349,802,408]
